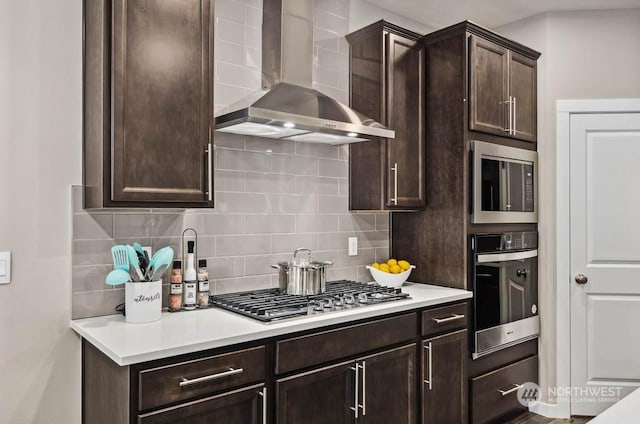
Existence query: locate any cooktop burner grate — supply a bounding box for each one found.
[210,280,411,322]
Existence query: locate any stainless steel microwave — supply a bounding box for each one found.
[472,141,538,224]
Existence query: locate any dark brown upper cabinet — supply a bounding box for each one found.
[83,0,214,208]
[347,21,425,211]
[470,35,537,142]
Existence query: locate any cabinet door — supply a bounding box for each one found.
[111,0,213,205]
[137,384,264,424]
[509,51,537,142]
[423,330,467,424]
[359,344,417,424]
[276,361,355,424]
[469,36,509,137]
[385,33,425,209]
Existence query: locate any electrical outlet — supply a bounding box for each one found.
[348,237,358,256]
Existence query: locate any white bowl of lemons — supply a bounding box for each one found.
[366,259,415,288]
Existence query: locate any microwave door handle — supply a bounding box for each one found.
[477,249,538,263]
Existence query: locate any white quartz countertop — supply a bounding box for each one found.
[590,387,640,423]
[70,282,471,366]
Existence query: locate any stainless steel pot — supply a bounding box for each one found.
[271,248,333,295]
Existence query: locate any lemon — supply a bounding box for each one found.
[379,264,390,273]
[371,262,380,270]
[390,264,401,274]
[398,260,411,271]
[387,258,398,267]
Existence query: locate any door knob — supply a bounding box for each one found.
[575,274,588,285]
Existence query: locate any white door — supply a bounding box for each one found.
[570,111,640,416]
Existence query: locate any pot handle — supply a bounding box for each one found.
[271,264,282,270]
[293,248,312,259]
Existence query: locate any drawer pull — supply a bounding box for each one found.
[258,387,267,424]
[497,383,523,396]
[179,367,244,387]
[432,314,465,324]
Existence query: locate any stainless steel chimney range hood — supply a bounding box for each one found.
[214,0,395,145]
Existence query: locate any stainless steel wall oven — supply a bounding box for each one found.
[471,231,539,358]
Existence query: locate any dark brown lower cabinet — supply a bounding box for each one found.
[276,360,355,424]
[276,344,416,424]
[137,384,265,424]
[360,344,416,424]
[422,330,468,424]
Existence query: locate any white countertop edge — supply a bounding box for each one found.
[71,283,472,366]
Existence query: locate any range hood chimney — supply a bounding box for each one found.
[214,0,395,145]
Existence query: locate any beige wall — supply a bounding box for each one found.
[496,8,640,405]
[0,1,82,423]
[349,0,435,34]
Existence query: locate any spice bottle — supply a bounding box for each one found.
[168,261,183,312]
[183,241,197,310]
[197,259,209,308]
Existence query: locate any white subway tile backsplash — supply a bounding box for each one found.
[215,39,245,66]
[245,5,262,28]
[314,8,348,34]
[376,213,390,231]
[214,275,272,295]
[296,214,339,233]
[315,0,348,19]
[216,192,270,213]
[217,61,247,86]
[315,65,339,88]
[339,214,377,232]
[318,158,348,178]
[217,149,271,172]
[215,0,246,24]
[245,214,295,234]
[245,137,295,154]
[314,28,339,52]
[269,194,317,213]
[215,170,246,192]
[216,17,245,45]
[245,46,261,69]
[216,234,271,256]
[271,154,319,175]
[207,256,245,279]
[73,213,114,240]
[271,233,318,254]
[244,24,261,49]
[246,172,296,194]
[296,175,339,195]
[215,82,246,107]
[317,195,348,213]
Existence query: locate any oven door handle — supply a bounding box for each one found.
[477,249,537,263]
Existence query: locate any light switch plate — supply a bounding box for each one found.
[0,251,11,284]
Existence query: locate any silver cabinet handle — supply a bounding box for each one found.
[513,96,517,135]
[390,163,398,205]
[498,383,523,396]
[432,314,465,324]
[179,367,243,387]
[361,361,366,416]
[206,143,213,201]
[258,387,267,424]
[503,97,512,133]
[350,363,360,418]
[423,342,432,390]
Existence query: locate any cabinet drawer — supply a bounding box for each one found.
[471,355,538,424]
[138,346,265,411]
[422,303,468,337]
[276,313,416,374]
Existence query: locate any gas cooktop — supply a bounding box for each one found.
[210,280,411,322]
